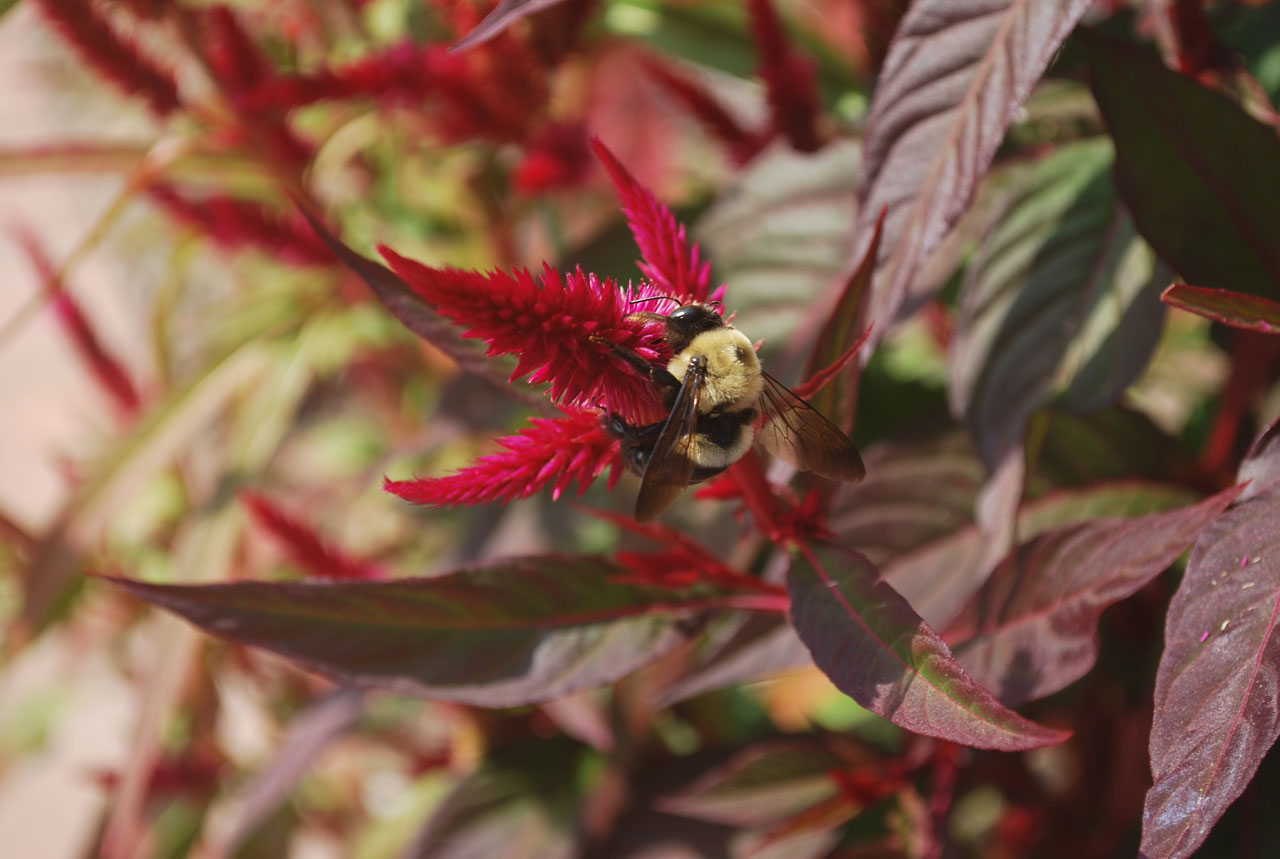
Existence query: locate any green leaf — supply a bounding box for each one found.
[103,556,702,707]
[787,543,1069,751]
[1082,26,1280,295]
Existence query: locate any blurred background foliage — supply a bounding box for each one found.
[2,0,1280,856]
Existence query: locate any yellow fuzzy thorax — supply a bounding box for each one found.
[665,327,764,414]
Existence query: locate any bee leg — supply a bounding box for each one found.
[591,335,681,391]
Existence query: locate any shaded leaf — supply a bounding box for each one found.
[103,556,703,707]
[949,139,1166,469]
[697,140,861,352]
[1082,27,1280,295]
[658,740,842,827]
[885,481,1202,630]
[402,741,583,859]
[787,543,1069,750]
[1037,406,1196,488]
[803,208,883,434]
[1142,467,1280,856]
[652,613,812,707]
[828,431,985,569]
[1162,283,1280,334]
[852,0,1095,338]
[203,689,365,857]
[1239,418,1280,501]
[948,487,1242,706]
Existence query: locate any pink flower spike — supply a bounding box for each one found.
[747,0,824,153]
[149,185,334,266]
[641,59,770,166]
[379,247,667,422]
[34,0,181,118]
[12,226,142,417]
[241,492,384,581]
[385,406,623,507]
[590,138,715,303]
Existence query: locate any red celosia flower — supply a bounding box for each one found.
[747,0,825,153]
[591,139,719,304]
[385,406,624,506]
[384,141,733,509]
[236,34,548,145]
[241,492,384,581]
[513,123,593,195]
[13,226,142,417]
[34,0,181,118]
[642,59,770,166]
[378,251,668,423]
[149,185,334,266]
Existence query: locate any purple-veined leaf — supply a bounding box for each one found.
[949,138,1167,469]
[802,207,883,434]
[451,0,568,52]
[1082,27,1280,296]
[885,481,1202,630]
[652,613,812,708]
[787,543,1069,750]
[102,556,714,707]
[947,486,1242,707]
[1162,283,1280,334]
[1142,443,1280,856]
[657,740,842,827]
[851,0,1094,340]
[1239,418,1280,501]
[828,431,985,570]
[697,140,861,352]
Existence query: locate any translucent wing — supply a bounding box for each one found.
[756,372,865,482]
[635,359,703,522]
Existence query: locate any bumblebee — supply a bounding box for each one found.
[604,303,865,521]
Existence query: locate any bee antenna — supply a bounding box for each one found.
[629,295,680,307]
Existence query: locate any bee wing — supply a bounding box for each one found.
[756,372,865,482]
[635,361,703,522]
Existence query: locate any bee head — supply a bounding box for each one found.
[666,304,725,341]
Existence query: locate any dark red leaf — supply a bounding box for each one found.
[787,543,1069,750]
[884,481,1202,630]
[799,208,883,433]
[652,613,812,707]
[657,740,843,826]
[747,0,824,152]
[947,486,1243,706]
[102,556,708,707]
[1162,283,1280,334]
[851,0,1094,339]
[1142,459,1280,856]
[1082,27,1280,296]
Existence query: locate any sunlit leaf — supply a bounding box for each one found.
[1082,27,1280,296]
[104,556,703,707]
[1142,453,1280,857]
[652,613,812,707]
[852,0,1094,339]
[787,543,1069,750]
[1162,283,1280,334]
[948,487,1242,706]
[949,139,1167,469]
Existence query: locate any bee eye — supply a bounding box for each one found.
[669,305,698,322]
